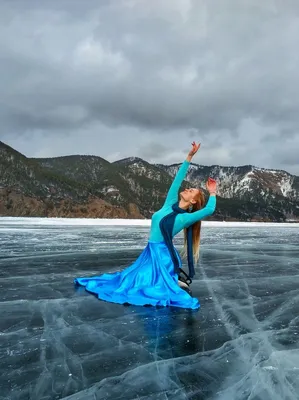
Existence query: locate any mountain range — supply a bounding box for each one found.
[1,140,299,222]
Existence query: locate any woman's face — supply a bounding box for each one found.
[180,188,200,204]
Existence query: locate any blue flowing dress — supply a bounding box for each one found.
[74,161,216,309]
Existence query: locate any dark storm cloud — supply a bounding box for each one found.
[277,149,299,166]
[0,0,299,173]
[138,142,169,159]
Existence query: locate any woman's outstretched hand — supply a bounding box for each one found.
[187,141,201,161]
[206,177,217,195]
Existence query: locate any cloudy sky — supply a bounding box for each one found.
[1,0,299,173]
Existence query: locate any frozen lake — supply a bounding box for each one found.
[0,218,299,400]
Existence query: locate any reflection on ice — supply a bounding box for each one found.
[0,217,299,399]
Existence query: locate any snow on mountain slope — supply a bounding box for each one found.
[159,163,298,201]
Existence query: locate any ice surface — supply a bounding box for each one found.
[0,218,299,399]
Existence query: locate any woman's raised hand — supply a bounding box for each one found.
[206,177,217,195]
[187,141,201,160]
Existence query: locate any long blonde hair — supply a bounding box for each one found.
[182,190,205,263]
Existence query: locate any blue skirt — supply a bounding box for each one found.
[74,241,200,310]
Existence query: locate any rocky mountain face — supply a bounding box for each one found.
[113,157,177,215]
[158,163,299,221]
[34,156,176,217]
[1,140,299,221]
[0,142,143,219]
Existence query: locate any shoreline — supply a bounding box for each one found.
[0,216,299,227]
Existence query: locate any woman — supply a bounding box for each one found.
[74,142,217,309]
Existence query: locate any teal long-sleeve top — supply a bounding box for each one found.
[149,160,216,242]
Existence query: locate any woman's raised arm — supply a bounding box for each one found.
[182,194,216,226]
[182,178,217,226]
[163,142,201,207]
